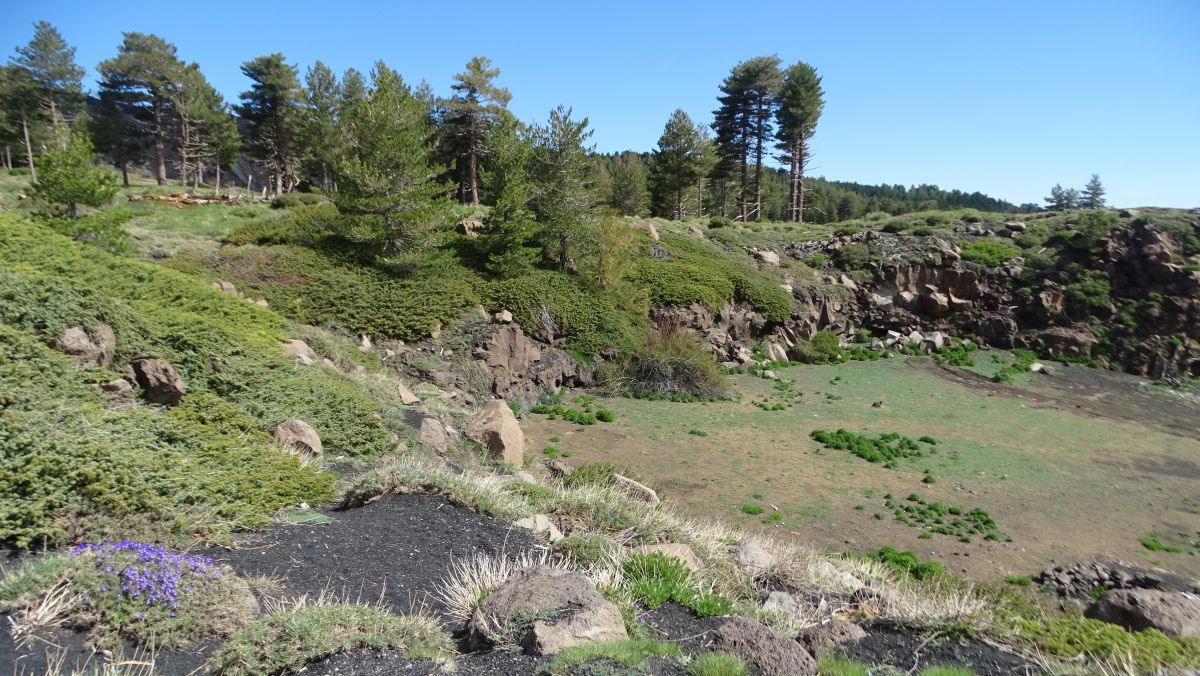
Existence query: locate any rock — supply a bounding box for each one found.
[465,400,525,466]
[1085,589,1200,638]
[764,341,789,363]
[906,330,924,346]
[1119,209,1141,218]
[419,417,453,453]
[796,620,868,657]
[272,420,322,457]
[923,331,947,351]
[357,334,372,352]
[870,293,893,310]
[1029,362,1050,374]
[514,471,538,485]
[734,541,775,576]
[396,382,421,405]
[251,298,269,308]
[611,473,659,505]
[467,566,627,654]
[98,379,135,409]
[850,579,897,610]
[52,325,116,369]
[457,217,485,238]
[688,225,706,239]
[838,274,858,292]
[629,220,660,242]
[761,591,805,618]
[752,249,781,267]
[131,358,186,406]
[492,309,514,324]
[635,543,703,574]
[281,339,316,364]
[1004,221,1027,232]
[546,459,573,477]
[708,617,817,676]
[514,515,564,542]
[210,280,239,295]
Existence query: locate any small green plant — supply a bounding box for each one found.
[741,503,765,516]
[763,512,783,524]
[1141,535,1183,553]
[689,651,748,676]
[817,655,870,676]
[811,429,925,467]
[542,638,681,675]
[552,534,617,567]
[622,553,732,617]
[596,408,616,422]
[886,494,1010,542]
[863,546,945,581]
[1005,575,1033,586]
[961,239,1021,267]
[689,428,709,437]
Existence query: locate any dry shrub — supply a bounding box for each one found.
[616,321,727,397]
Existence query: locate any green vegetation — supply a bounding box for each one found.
[541,638,681,675]
[817,656,870,676]
[1005,575,1033,586]
[26,132,118,219]
[863,546,945,581]
[992,348,1039,384]
[1141,534,1185,554]
[1014,616,1200,672]
[885,494,1009,542]
[740,503,765,515]
[810,429,931,467]
[208,604,455,676]
[552,534,618,566]
[623,552,733,617]
[689,652,749,676]
[960,240,1021,267]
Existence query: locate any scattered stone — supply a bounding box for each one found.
[467,566,628,655]
[838,274,858,292]
[1085,589,1200,638]
[396,382,421,405]
[906,330,924,346]
[709,617,817,676]
[98,379,135,409]
[281,339,316,365]
[131,357,186,406]
[796,620,867,657]
[635,543,703,574]
[210,280,238,295]
[465,400,526,466]
[752,249,781,267]
[419,416,453,453]
[761,591,805,618]
[272,420,322,457]
[611,473,659,505]
[514,515,564,543]
[734,540,775,576]
[357,334,372,352]
[546,459,573,477]
[52,325,116,368]
[629,220,660,242]
[492,309,514,324]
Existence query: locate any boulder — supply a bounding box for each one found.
[635,543,703,574]
[465,400,525,466]
[514,514,564,542]
[1085,589,1200,638]
[761,591,806,618]
[396,382,421,405]
[251,298,269,308]
[708,617,817,676]
[53,325,116,369]
[546,459,573,477]
[796,620,868,657]
[419,416,453,453]
[210,280,239,295]
[467,566,627,654]
[850,579,898,610]
[753,249,781,267]
[457,218,485,238]
[906,330,924,346]
[281,339,316,365]
[629,220,660,242]
[838,274,858,292]
[764,341,789,363]
[492,309,514,324]
[131,358,186,406]
[272,420,322,457]
[611,473,659,505]
[734,541,775,576]
[357,334,372,352]
[98,379,135,409]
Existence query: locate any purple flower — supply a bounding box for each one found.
[72,541,220,612]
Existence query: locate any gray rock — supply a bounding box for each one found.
[272,420,322,457]
[796,620,867,657]
[709,617,817,675]
[1086,589,1200,638]
[53,324,116,369]
[611,473,659,505]
[419,416,453,453]
[131,357,186,406]
[514,514,563,542]
[734,541,775,576]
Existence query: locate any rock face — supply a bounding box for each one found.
[53,325,115,368]
[272,420,322,457]
[131,358,186,405]
[611,473,659,505]
[708,617,817,676]
[467,566,627,655]
[469,323,586,407]
[465,400,525,466]
[1085,589,1200,638]
[796,620,868,657]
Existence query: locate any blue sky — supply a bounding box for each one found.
[4,0,1198,207]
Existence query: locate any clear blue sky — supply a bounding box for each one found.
[5,0,1198,208]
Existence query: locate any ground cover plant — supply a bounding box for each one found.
[810,429,933,468]
[885,494,1010,543]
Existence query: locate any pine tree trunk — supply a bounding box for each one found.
[468,149,479,206]
[215,165,221,195]
[752,99,765,222]
[274,170,282,196]
[796,138,808,224]
[21,118,36,183]
[4,145,11,169]
[121,162,129,187]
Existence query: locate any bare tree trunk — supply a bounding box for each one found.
[468,149,479,206]
[274,169,282,196]
[215,165,221,195]
[3,145,10,169]
[796,138,808,225]
[246,174,253,196]
[120,162,129,187]
[194,161,202,191]
[21,118,36,183]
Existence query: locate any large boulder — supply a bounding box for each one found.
[131,357,186,406]
[708,617,817,676]
[734,541,775,576]
[465,400,525,466]
[419,416,453,453]
[52,325,116,369]
[467,566,627,655]
[796,620,867,657]
[272,420,322,457]
[752,249,781,267]
[1085,589,1200,638]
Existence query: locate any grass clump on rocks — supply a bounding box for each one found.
[623,552,732,617]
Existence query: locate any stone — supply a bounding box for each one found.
[546,459,573,477]
[1085,589,1200,638]
[870,293,893,310]
[611,473,659,505]
[465,400,525,466]
[753,249,781,267]
[281,339,316,364]
[457,218,485,238]
[761,591,805,618]
[708,617,817,676]
[734,541,775,576]
[53,325,116,369]
[796,620,868,657]
[764,341,789,363]
[492,309,514,323]
[906,330,924,346]
[419,416,453,453]
[272,420,322,457]
[357,334,372,352]
[688,225,706,239]
[635,543,703,574]
[514,471,538,484]
[210,280,239,295]
[629,220,660,242]
[1029,362,1049,374]
[98,379,135,409]
[850,579,897,610]
[924,331,947,351]
[839,274,858,292]
[514,514,564,542]
[396,382,421,405]
[131,358,186,406]
[467,566,627,654]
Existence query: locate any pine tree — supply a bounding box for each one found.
[10,21,85,140]
[605,152,649,216]
[97,33,186,185]
[446,57,511,206]
[712,56,781,221]
[28,131,117,218]
[238,53,301,195]
[650,109,704,219]
[90,86,141,186]
[530,106,597,270]
[1081,174,1106,209]
[0,64,39,178]
[775,62,824,222]
[333,62,449,252]
[170,63,228,189]
[300,61,343,190]
[477,110,539,276]
[1045,184,1080,211]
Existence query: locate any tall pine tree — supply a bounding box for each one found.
[775,61,823,223]
[650,109,704,219]
[10,21,85,142]
[446,57,511,206]
[300,61,343,190]
[531,106,597,270]
[238,54,301,195]
[712,56,780,221]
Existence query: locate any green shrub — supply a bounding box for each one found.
[553,534,618,566]
[1064,276,1112,319]
[622,552,732,617]
[808,331,842,362]
[832,244,870,270]
[1014,616,1200,671]
[881,221,909,234]
[542,639,681,675]
[645,233,792,323]
[817,656,870,676]
[864,546,945,581]
[47,208,134,254]
[810,429,924,466]
[912,226,934,236]
[269,192,328,209]
[225,203,339,246]
[689,651,748,676]
[960,240,1021,267]
[561,462,627,489]
[596,408,616,422]
[805,252,828,269]
[708,216,732,229]
[619,327,728,398]
[740,503,764,515]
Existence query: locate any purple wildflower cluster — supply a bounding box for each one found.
[71,540,221,613]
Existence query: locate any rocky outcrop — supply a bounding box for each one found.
[473,324,587,407]
[708,617,817,676]
[131,358,186,406]
[1086,589,1200,638]
[272,420,322,457]
[465,400,525,466]
[796,620,868,657]
[52,325,115,369]
[467,566,627,654]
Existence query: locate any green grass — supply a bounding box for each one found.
[689,651,749,676]
[208,604,455,676]
[540,638,681,675]
[1141,535,1184,554]
[1013,616,1200,672]
[740,503,765,516]
[623,552,733,617]
[817,656,870,676]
